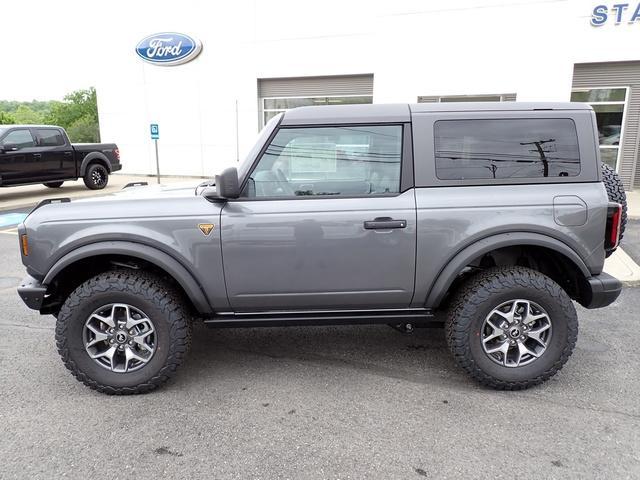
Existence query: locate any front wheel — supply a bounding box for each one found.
[445,266,578,390]
[55,270,192,394]
[83,163,109,190]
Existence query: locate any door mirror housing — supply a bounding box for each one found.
[205,167,240,200]
[0,143,19,153]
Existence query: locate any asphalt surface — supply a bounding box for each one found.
[0,233,639,479]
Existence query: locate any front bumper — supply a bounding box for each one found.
[17,275,46,311]
[580,272,622,309]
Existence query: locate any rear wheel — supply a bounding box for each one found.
[445,266,578,390]
[55,270,192,394]
[83,163,109,190]
[44,181,64,188]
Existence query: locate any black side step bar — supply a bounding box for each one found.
[203,308,437,328]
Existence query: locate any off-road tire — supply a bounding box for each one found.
[601,163,627,256]
[445,266,578,390]
[83,163,109,190]
[44,181,64,188]
[55,270,192,394]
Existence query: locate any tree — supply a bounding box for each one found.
[13,105,44,124]
[45,87,100,142]
[0,111,16,124]
[0,87,100,141]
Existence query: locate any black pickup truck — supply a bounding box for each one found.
[0,125,121,190]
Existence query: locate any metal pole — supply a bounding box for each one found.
[154,139,161,184]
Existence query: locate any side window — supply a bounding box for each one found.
[246,125,403,197]
[1,129,36,148]
[434,119,581,180]
[36,129,65,147]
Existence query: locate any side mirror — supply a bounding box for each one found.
[205,167,240,200]
[0,143,19,153]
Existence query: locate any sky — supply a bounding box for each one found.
[1,1,106,101]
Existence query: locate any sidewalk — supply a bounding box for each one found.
[605,188,640,285]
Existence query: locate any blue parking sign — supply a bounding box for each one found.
[150,124,159,140]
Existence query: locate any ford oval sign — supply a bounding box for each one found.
[135,33,202,66]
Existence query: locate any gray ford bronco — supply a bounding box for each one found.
[17,103,626,394]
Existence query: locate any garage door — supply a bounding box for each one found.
[258,74,374,127]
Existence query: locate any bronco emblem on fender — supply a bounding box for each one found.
[198,223,214,236]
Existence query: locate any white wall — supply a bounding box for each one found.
[95,0,640,177]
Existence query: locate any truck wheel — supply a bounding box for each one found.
[601,163,627,255]
[55,270,192,394]
[83,163,109,190]
[445,266,578,390]
[44,181,64,188]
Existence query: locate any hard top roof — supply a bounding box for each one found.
[280,102,591,125]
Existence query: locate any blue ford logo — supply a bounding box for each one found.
[135,32,202,66]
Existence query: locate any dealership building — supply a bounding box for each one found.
[96,0,640,189]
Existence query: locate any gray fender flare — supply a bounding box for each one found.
[425,232,591,308]
[80,152,111,176]
[42,241,213,314]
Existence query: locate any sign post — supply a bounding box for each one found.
[150,123,160,184]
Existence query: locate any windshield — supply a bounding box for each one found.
[237,113,283,182]
[0,127,7,137]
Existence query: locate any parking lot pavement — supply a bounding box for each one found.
[0,234,639,479]
[0,174,201,212]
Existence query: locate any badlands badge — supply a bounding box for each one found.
[198,223,214,236]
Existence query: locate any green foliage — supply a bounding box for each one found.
[66,116,101,143]
[0,87,100,142]
[13,105,44,124]
[0,111,16,124]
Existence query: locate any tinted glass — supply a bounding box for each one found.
[435,119,580,180]
[36,129,65,146]
[1,129,35,148]
[247,125,402,197]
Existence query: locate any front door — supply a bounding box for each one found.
[0,128,37,185]
[221,124,416,311]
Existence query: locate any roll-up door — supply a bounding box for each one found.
[258,74,374,127]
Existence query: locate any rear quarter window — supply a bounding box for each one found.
[36,129,65,147]
[434,118,581,180]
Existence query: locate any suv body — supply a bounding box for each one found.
[16,103,623,393]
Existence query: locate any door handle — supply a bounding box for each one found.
[33,153,42,159]
[364,217,407,230]
[64,151,72,156]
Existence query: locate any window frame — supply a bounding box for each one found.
[433,117,582,181]
[0,128,37,149]
[236,122,413,201]
[34,127,67,147]
[411,109,599,188]
[570,86,629,173]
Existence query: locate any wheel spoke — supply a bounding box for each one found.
[527,323,551,346]
[92,312,115,328]
[86,328,109,348]
[516,341,539,366]
[124,347,148,372]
